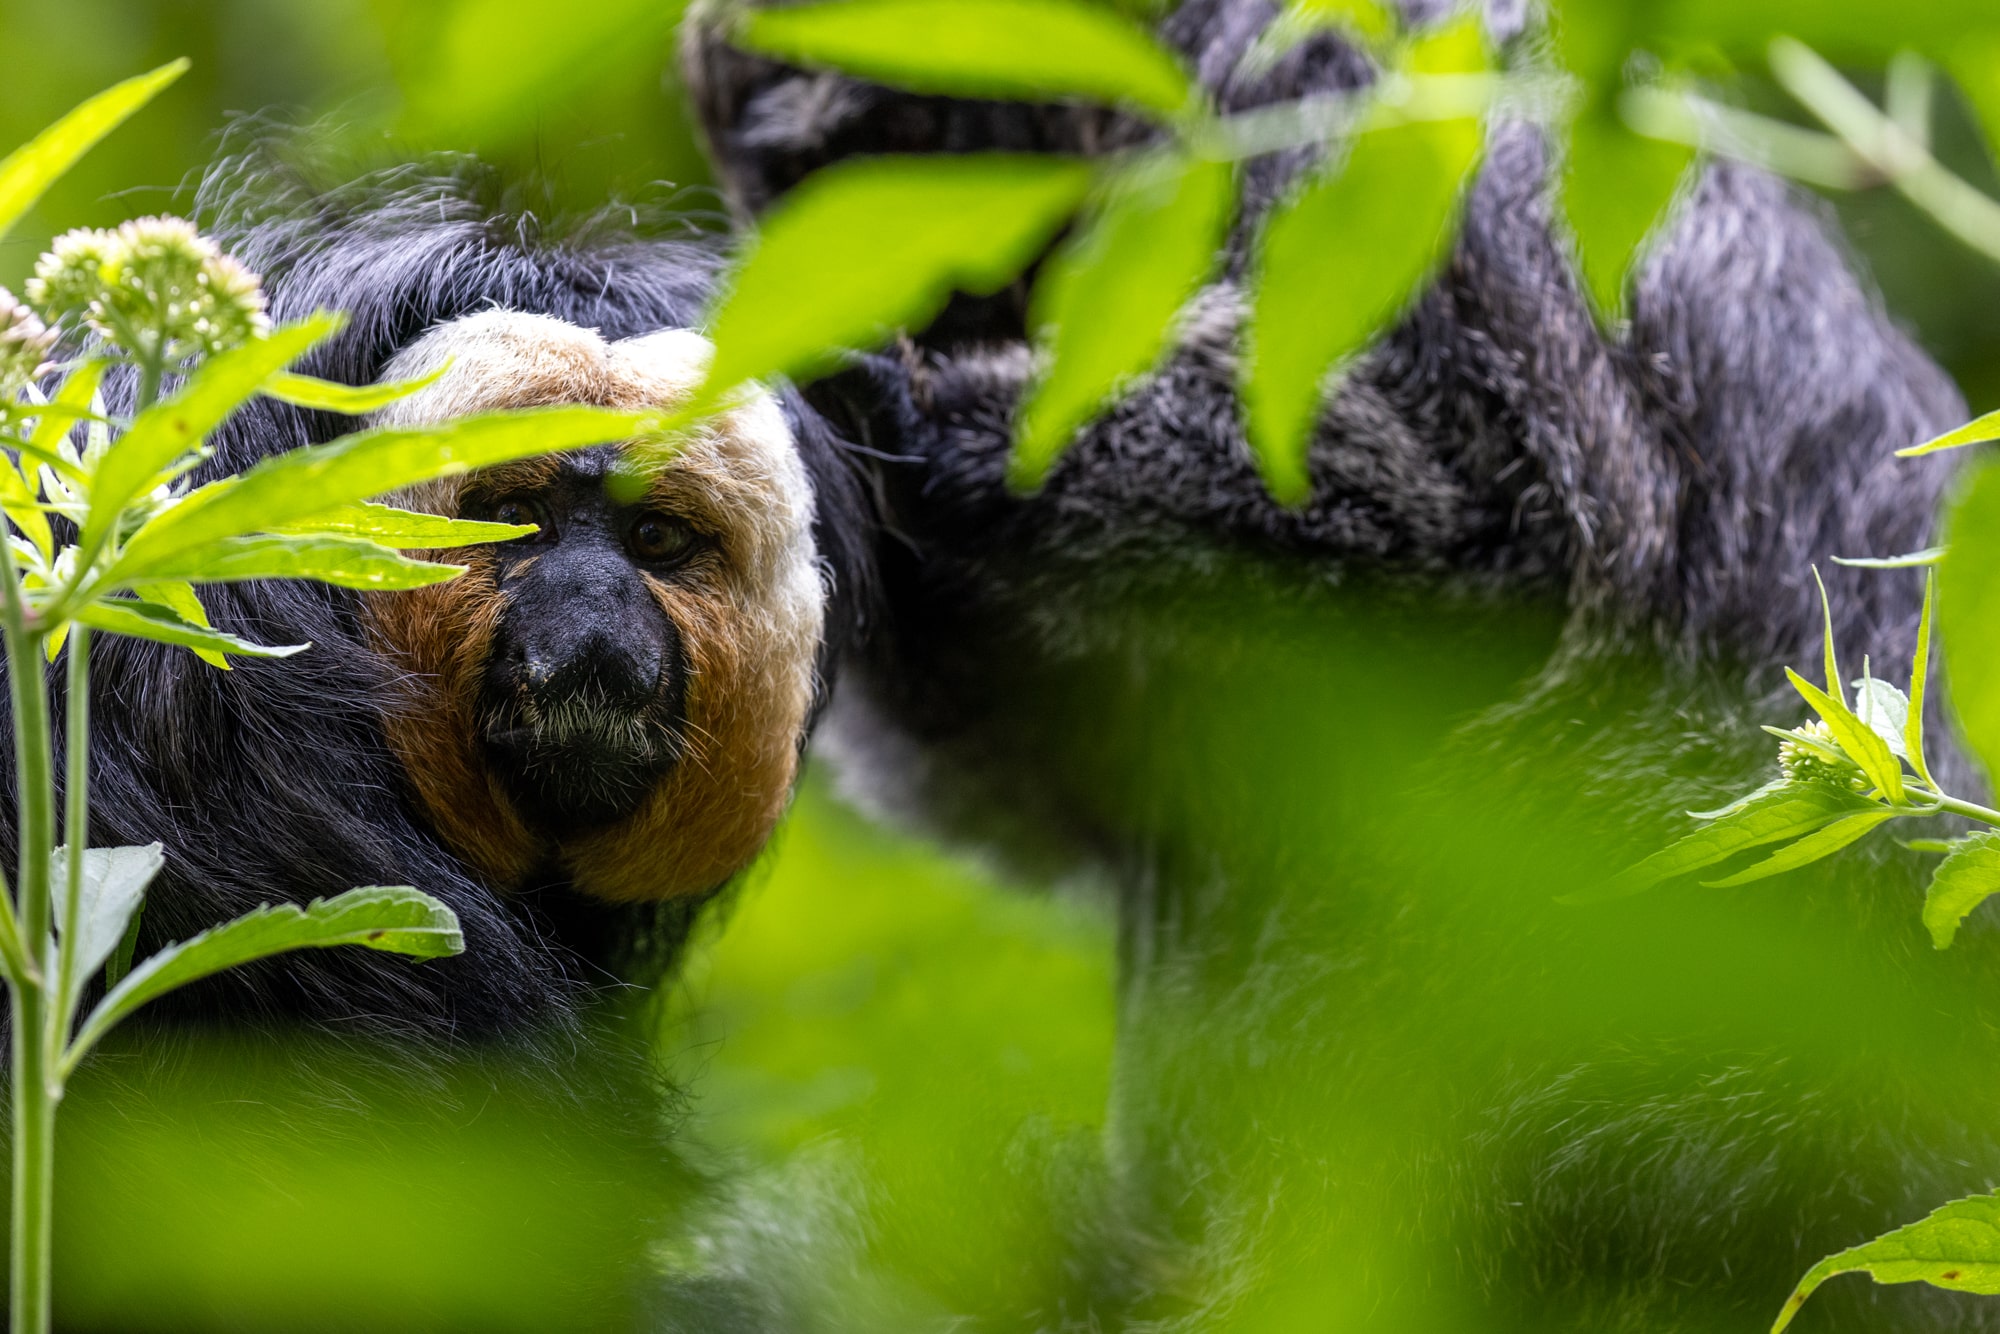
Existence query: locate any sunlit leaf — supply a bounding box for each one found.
[67,887,463,1068]
[108,405,650,581]
[1566,781,1876,904]
[134,533,465,591]
[1941,461,2000,784]
[87,316,344,540]
[699,155,1095,407]
[1921,830,2000,949]
[1700,809,1897,887]
[1243,18,1487,502]
[128,580,226,669]
[1831,547,1944,569]
[0,455,52,560]
[0,60,188,242]
[1851,674,1910,759]
[1900,408,2000,456]
[738,0,1195,118]
[74,599,307,661]
[1908,572,1936,786]
[1563,106,1695,321]
[1787,668,1904,801]
[1011,152,1235,489]
[272,501,536,549]
[53,843,163,991]
[1773,1192,2000,1333]
[263,365,449,415]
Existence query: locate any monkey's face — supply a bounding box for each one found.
[358,312,825,902]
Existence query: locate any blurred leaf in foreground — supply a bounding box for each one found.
[1775,1192,2000,1331]
[1942,459,2000,783]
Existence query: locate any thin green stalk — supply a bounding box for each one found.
[52,625,89,1046]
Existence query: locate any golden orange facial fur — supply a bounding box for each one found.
[358,312,824,902]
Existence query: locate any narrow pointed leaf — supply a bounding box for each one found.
[1787,669,1904,801]
[28,360,105,479]
[1011,152,1235,488]
[0,456,52,559]
[1772,1193,2000,1333]
[738,0,1194,118]
[1565,781,1876,904]
[75,599,307,660]
[272,501,536,549]
[263,365,450,415]
[1908,572,1935,785]
[1940,466,2000,785]
[700,155,1094,405]
[1701,809,1897,887]
[134,533,464,591]
[53,843,163,989]
[1831,548,1944,569]
[1922,830,2000,949]
[1899,408,2000,457]
[87,316,344,539]
[109,405,651,578]
[67,887,463,1065]
[1244,18,1487,502]
[0,60,188,241]
[129,580,226,668]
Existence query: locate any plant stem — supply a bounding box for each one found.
[53,626,88,1044]
[0,549,55,1334]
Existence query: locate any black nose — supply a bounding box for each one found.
[495,550,667,710]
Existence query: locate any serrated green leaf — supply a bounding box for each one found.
[128,579,226,668]
[1787,668,1905,801]
[272,501,535,549]
[738,0,1195,118]
[1922,830,2000,949]
[1701,809,1897,887]
[1773,1192,2000,1333]
[1831,547,1944,569]
[0,60,188,242]
[108,404,650,581]
[1244,95,1483,502]
[699,155,1094,408]
[263,365,450,415]
[1011,152,1235,489]
[1941,462,2000,786]
[1851,674,1910,759]
[66,886,463,1068]
[75,598,308,660]
[1565,781,1876,904]
[134,533,463,591]
[1564,105,1695,321]
[1899,407,2000,457]
[87,317,344,541]
[53,843,163,992]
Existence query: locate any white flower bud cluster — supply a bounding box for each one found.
[0,288,57,396]
[1778,719,1868,792]
[25,216,269,361]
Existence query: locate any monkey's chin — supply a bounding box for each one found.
[481,726,677,835]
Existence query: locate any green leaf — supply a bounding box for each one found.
[1902,837,1963,855]
[137,533,464,591]
[66,887,463,1068]
[25,360,106,485]
[1908,572,1936,786]
[1921,830,2000,949]
[262,365,450,415]
[1831,547,1944,569]
[0,60,189,242]
[1772,1192,2000,1333]
[738,0,1195,118]
[1564,104,1695,321]
[272,501,536,549]
[87,316,345,541]
[1787,668,1905,802]
[1011,152,1235,489]
[75,599,308,660]
[1941,462,2000,786]
[699,154,1095,406]
[1565,781,1876,904]
[0,455,52,560]
[53,843,163,991]
[1700,809,1897,887]
[1243,17,1488,503]
[1901,408,2000,456]
[1851,674,1910,760]
[108,404,651,581]
[128,580,227,669]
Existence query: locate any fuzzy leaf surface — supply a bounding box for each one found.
[700,155,1094,405]
[1012,152,1235,488]
[1773,1192,2000,1332]
[0,60,187,241]
[739,0,1194,117]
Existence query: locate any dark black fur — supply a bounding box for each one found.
[679,1,2000,1329]
[0,133,878,1043]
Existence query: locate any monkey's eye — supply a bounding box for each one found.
[628,512,699,566]
[469,495,554,541]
